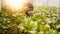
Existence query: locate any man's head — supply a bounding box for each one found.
[24,2,34,11]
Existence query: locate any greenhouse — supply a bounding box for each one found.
[0,0,60,34]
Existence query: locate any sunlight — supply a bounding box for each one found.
[4,0,28,11]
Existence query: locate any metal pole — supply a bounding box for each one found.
[0,0,1,11]
[57,0,59,7]
[47,0,48,6]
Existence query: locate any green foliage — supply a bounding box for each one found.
[0,6,60,34]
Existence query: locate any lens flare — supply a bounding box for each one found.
[3,0,28,11]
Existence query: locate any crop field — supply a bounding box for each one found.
[0,6,60,34]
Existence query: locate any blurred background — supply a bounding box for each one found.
[33,0,60,6]
[0,0,60,34]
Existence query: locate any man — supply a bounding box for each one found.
[2,0,34,17]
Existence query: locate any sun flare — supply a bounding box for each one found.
[3,0,29,11]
